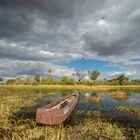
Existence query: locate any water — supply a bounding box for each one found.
[35,90,140,128]
[1,89,140,128]
[76,92,140,128]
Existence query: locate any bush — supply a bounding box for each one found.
[6,79,16,85]
[60,76,76,85]
[41,77,57,85]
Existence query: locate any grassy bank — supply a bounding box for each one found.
[1,85,140,91]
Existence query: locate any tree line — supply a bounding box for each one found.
[1,70,140,85]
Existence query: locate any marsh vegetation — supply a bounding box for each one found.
[0,87,140,140]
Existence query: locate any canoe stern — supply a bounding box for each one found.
[36,108,50,124]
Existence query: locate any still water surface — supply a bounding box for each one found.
[35,90,140,127]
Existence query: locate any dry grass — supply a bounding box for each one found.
[47,92,56,96]
[1,85,140,92]
[108,90,128,101]
[0,87,140,140]
[117,106,140,117]
[88,96,102,104]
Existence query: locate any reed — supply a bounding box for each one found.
[117,106,140,117]
[0,88,140,140]
[88,96,102,104]
[47,92,56,96]
[1,85,140,92]
[108,90,128,101]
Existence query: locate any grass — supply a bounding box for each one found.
[117,106,140,117]
[47,92,56,96]
[108,90,128,101]
[0,87,140,139]
[1,85,140,92]
[88,95,102,104]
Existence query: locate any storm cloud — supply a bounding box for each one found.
[0,0,140,78]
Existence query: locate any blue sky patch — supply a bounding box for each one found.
[65,58,121,73]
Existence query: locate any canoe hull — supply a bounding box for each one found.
[36,93,79,125]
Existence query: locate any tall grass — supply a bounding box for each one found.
[1,85,140,92]
[0,88,140,139]
[117,106,140,117]
[108,90,128,101]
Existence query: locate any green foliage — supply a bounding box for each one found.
[89,80,109,85]
[0,77,3,81]
[48,69,53,74]
[60,76,76,85]
[2,71,140,86]
[118,74,129,85]
[41,77,57,85]
[34,74,40,83]
[24,78,35,85]
[80,80,89,85]
[6,78,26,85]
[6,79,16,84]
[108,80,120,85]
[109,74,129,85]
[130,80,140,85]
[88,70,100,81]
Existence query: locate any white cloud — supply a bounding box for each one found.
[97,19,110,28]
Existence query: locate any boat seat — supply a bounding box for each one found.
[60,100,69,109]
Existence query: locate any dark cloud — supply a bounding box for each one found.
[83,28,140,56]
[0,0,77,18]
[0,0,140,78]
[0,0,106,17]
[0,7,33,38]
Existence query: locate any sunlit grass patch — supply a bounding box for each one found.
[108,90,128,101]
[45,110,126,140]
[88,95,102,104]
[47,92,56,96]
[63,118,126,140]
[1,85,140,92]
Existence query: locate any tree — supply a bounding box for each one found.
[117,74,129,85]
[60,76,76,85]
[74,71,85,82]
[6,79,16,85]
[109,74,129,85]
[42,77,57,85]
[25,77,35,85]
[0,77,3,81]
[34,74,40,83]
[47,69,54,77]
[131,79,140,85]
[89,70,100,81]
[48,69,53,74]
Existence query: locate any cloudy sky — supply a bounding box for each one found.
[0,0,140,79]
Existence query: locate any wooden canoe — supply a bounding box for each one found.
[36,92,79,125]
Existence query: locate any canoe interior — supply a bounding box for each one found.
[51,95,76,110]
[41,93,77,110]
